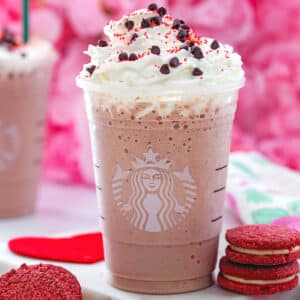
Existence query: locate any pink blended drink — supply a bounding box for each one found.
[77,4,244,294]
[0,30,56,217]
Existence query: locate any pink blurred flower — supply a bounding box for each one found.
[169,0,255,45]
[254,0,300,39]
[1,0,21,17]
[31,8,63,43]
[0,10,10,27]
[63,0,110,37]
[44,38,93,184]
[63,0,168,37]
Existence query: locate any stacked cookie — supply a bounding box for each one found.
[218,224,300,295]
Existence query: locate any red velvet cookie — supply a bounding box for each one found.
[218,257,299,295]
[220,256,299,280]
[218,273,298,295]
[0,264,82,300]
[225,224,300,265]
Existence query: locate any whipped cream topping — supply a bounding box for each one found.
[230,245,300,256]
[223,274,296,285]
[78,6,244,93]
[0,37,57,74]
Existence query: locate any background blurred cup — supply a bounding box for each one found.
[0,39,56,217]
[78,78,243,294]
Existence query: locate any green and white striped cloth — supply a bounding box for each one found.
[227,152,300,224]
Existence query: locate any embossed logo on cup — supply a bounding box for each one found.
[112,149,197,232]
[0,121,19,171]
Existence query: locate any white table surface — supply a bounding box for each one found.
[0,181,299,300]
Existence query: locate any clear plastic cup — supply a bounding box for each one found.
[0,44,56,217]
[78,78,242,294]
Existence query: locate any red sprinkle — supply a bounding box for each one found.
[138,52,146,59]
[167,46,181,54]
[164,15,173,21]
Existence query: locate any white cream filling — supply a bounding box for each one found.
[230,245,300,256]
[224,274,296,285]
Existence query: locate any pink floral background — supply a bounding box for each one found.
[1,0,300,185]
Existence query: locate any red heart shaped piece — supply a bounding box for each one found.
[8,232,104,264]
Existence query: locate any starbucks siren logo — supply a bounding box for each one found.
[112,149,197,232]
[0,121,19,171]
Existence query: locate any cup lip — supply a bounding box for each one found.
[76,75,245,97]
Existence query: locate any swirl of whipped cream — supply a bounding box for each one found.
[79,8,244,93]
[0,32,57,75]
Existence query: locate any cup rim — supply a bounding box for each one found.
[76,75,245,97]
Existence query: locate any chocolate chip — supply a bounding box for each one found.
[1,29,14,43]
[178,35,187,43]
[160,64,170,74]
[98,40,108,47]
[141,18,151,28]
[151,45,160,55]
[191,46,204,59]
[86,65,96,75]
[192,68,203,76]
[20,52,27,58]
[169,57,179,68]
[151,16,162,26]
[1,29,9,39]
[131,33,138,42]
[148,3,158,11]
[188,41,195,47]
[118,52,128,61]
[0,28,17,48]
[158,7,167,17]
[177,29,188,42]
[172,19,181,29]
[211,39,220,50]
[180,44,189,51]
[180,24,189,31]
[193,48,204,59]
[129,53,138,61]
[124,20,134,31]
[190,45,199,54]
